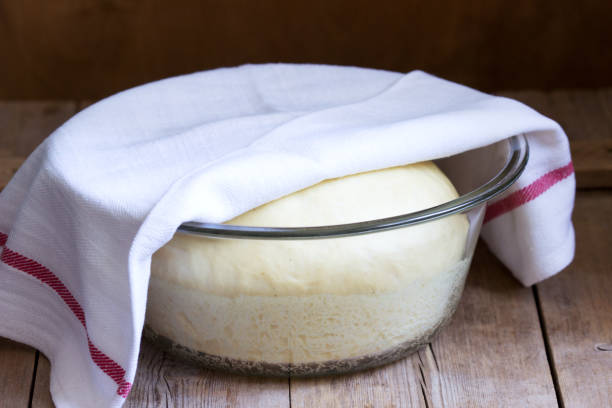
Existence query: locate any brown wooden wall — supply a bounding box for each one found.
[0,0,610,99]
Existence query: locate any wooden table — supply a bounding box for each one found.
[0,90,611,407]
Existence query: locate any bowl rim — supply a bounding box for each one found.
[177,134,529,240]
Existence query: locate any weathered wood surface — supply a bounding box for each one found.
[0,101,77,156]
[0,90,610,407]
[535,191,612,407]
[0,101,77,189]
[124,341,290,408]
[1,1,611,99]
[500,88,612,189]
[500,89,612,142]
[0,154,24,192]
[0,338,37,407]
[31,354,53,408]
[569,138,612,189]
[425,245,557,407]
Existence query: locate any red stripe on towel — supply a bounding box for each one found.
[0,241,131,398]
[484,161,574,224]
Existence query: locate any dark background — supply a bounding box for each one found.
[1,0,611,99]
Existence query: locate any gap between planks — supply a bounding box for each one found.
[28,351,39,406]
[535,191,612,407]
[533,286,564,408]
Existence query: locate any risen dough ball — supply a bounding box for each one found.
[147,162,470,374]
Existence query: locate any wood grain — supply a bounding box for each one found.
[0,156,25,191]
[426,245,558,407]
[536,191,612,407]
[290,353,426,407]
[570,139,612,188]
[124,340,289,407]
[0,100,76,190]
[500,88,612,189]
[31,354,54,408]
[1,1,611,99]
[500,89,612,142]
[0,101,76,156]
[77,100,96,112]
[291,244,558,407]
[0,337,36,407]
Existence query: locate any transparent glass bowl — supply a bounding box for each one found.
[144,135,528,377]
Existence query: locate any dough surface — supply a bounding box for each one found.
[147,162,470,369]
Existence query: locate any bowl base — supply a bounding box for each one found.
[143,308,456,378]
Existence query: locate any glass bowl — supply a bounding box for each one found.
[144,135,528,377]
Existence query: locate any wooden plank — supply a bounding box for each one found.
[536,191,612,407]
[124,340,290,407]
[291,243,558,407]
[0,100,76,191]
[0,101,76,157]
[500,89,612,189]
[0,101,77,190]
[0,156,25,191]
[290,354,425,407]
[31,353,54,408]
[570,139,612,189]
[2,2,612,99]
[500,89,612,142]
[0,337,36,407]
[425,245,558,407]
[77,100,96,111]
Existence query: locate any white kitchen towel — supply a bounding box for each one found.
[0,64,574,407]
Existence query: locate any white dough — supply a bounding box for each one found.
[147,162,470,365]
